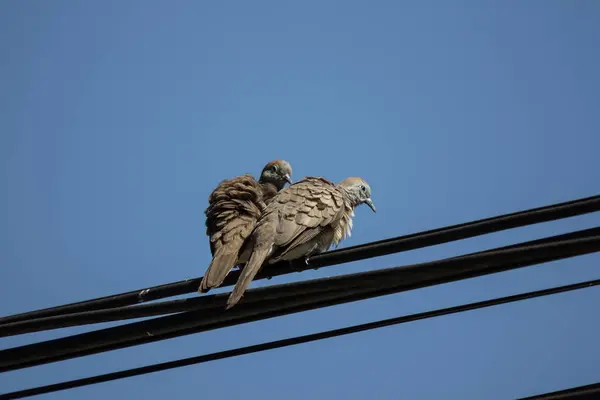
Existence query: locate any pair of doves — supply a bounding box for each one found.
[200,160,375,309]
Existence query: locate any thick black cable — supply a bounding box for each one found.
[1,278,598,400]
[2,227,599,337]
[1,236,596,371]
[518,383,600,399]
[1,234,598,373]
[1,194,598,326]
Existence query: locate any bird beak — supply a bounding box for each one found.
[365,198,376,213]
[284,174,293,185]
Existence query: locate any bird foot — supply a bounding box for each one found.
[304,256,320,270]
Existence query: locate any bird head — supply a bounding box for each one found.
[338,177,376,212]
[259,159,293,190]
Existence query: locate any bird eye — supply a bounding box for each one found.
[360,185,366,191]
[271,165,279,172]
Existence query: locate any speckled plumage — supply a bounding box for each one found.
[199,160,292,293]
[226,176,375,308]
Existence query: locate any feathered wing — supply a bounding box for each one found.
[200,175,265,293]
[269,177,346,261]
[226,177,346,308]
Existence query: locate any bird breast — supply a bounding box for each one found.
[332,201,354,247]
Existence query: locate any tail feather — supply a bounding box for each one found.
[226,245,271,309]
[199,239,243,293]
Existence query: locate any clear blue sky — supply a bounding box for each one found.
[1,1,599,399]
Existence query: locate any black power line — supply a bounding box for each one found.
[1,232,598,373]
[518,382,600,399]
[1,277,598,400]
[2,194,598,327]
[1,227,598,338]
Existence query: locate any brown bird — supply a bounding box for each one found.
[199,160,293,293]
[226,176,375,308]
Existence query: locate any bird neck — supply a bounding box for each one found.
[339,186,360,208]
[331,188,356,247]
[259,180,279,203]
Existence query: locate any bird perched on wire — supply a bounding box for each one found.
[199,160,293,293]
[226,176,376,308]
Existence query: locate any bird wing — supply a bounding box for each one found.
[200,174,265,292]
[226,176,345,308]
[267,176,346,260]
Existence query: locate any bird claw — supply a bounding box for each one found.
[304,256,320,270]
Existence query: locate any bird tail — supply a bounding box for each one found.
[199,237,244,293]
[226,242,271,309]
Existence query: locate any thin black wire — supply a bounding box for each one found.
[2,227,599,337]
[518,383,600,399]
[1,278,598,400]
[2,194,598,326]
[1,234,598,373]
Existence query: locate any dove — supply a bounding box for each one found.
[199,160,293,293]
[226,176,375,308]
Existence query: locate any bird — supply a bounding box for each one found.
[226,176,375,308]
[199,159,293,293]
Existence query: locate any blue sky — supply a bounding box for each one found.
[1,1,599,398]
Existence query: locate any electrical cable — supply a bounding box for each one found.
[1,233,598,373]
[517,382,600,399]
[1,227,599,337]
[1,277,598,400]
[1,194,598,326]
